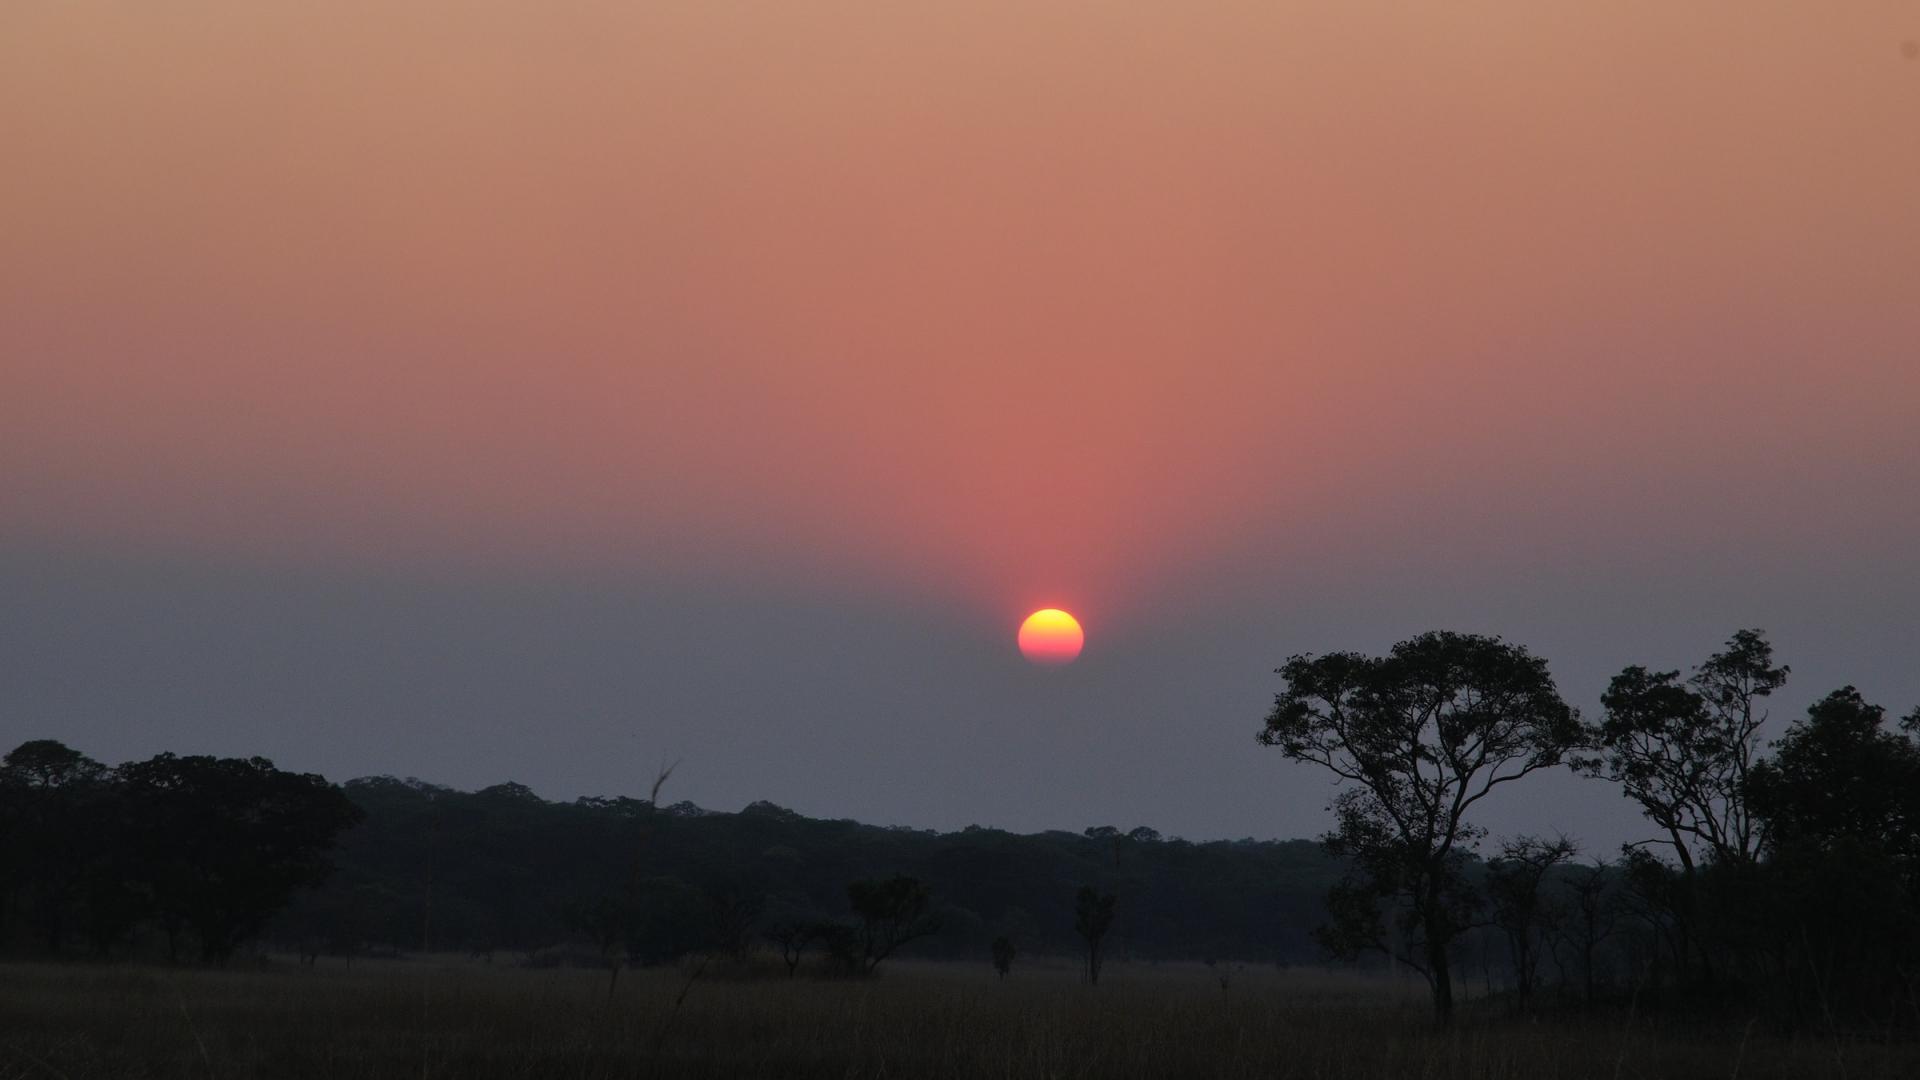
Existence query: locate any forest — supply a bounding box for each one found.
[0,746,1338,970]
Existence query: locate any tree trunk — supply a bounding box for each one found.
[1427,928,1455,1026]
[1582,938,1596,1005]
[1668,831,1715,989]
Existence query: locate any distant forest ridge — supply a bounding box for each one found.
[282,773,1345,965]
[0,737,1346,967]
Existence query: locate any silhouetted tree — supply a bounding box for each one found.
[1587,630,1786,867]
[1487,835,1576,1007]
[1746,687,1920,1020]
[0,741,112,953]
[1260,631,1582,1026]
[764,921,818,977]
[1748,687,1920,870]
[116,753,362,962]
[815,921,864,974]
[1083,825,1136,961]
[1074,885,1116,985]
[2,741,105,789]
[990,934,1016,979]
[1583,630,1787,985]
[846,875,939,975]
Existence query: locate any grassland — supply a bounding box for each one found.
[3,956,1913,1079]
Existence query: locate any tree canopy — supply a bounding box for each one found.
[0,743,361,961]
[1260,631,1583,1024]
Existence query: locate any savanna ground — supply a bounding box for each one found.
[3,956,1913,1079]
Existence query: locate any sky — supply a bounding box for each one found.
[4,3,1919,853]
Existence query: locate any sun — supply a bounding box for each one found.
[1018,608,1084,666]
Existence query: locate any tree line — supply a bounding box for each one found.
[0,742,361,962]
[0,744,1338,971]
[1264,628,1920,1029]
[270,780,1336,974]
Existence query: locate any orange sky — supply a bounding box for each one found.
[5,2,1919,628]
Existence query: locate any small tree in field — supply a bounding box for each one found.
[1074,886,1116,985]
[846,875,939,975]
[764,921,818,977]
[1260,631,1582,1026]
[990,934,1017,979]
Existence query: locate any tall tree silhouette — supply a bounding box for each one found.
[1746,686,1920,1018]
[1260,631,1582,1026]
[1074,886,1116,985]
[1587,630,1786,872]
[1747,687,1920,865]
[1582,629,1787,984]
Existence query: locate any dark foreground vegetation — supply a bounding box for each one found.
[4,627,1919,1072]
[1261,629,1920,1031]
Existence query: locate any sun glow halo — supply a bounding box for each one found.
[1018,608,1085,666]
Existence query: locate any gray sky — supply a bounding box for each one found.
[8,541,1915,857]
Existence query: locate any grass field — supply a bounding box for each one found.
[3,956,1913,1079]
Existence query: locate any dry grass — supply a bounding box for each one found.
[1,956,1911,1079]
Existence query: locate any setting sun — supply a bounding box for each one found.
[1017,608,1085,666]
